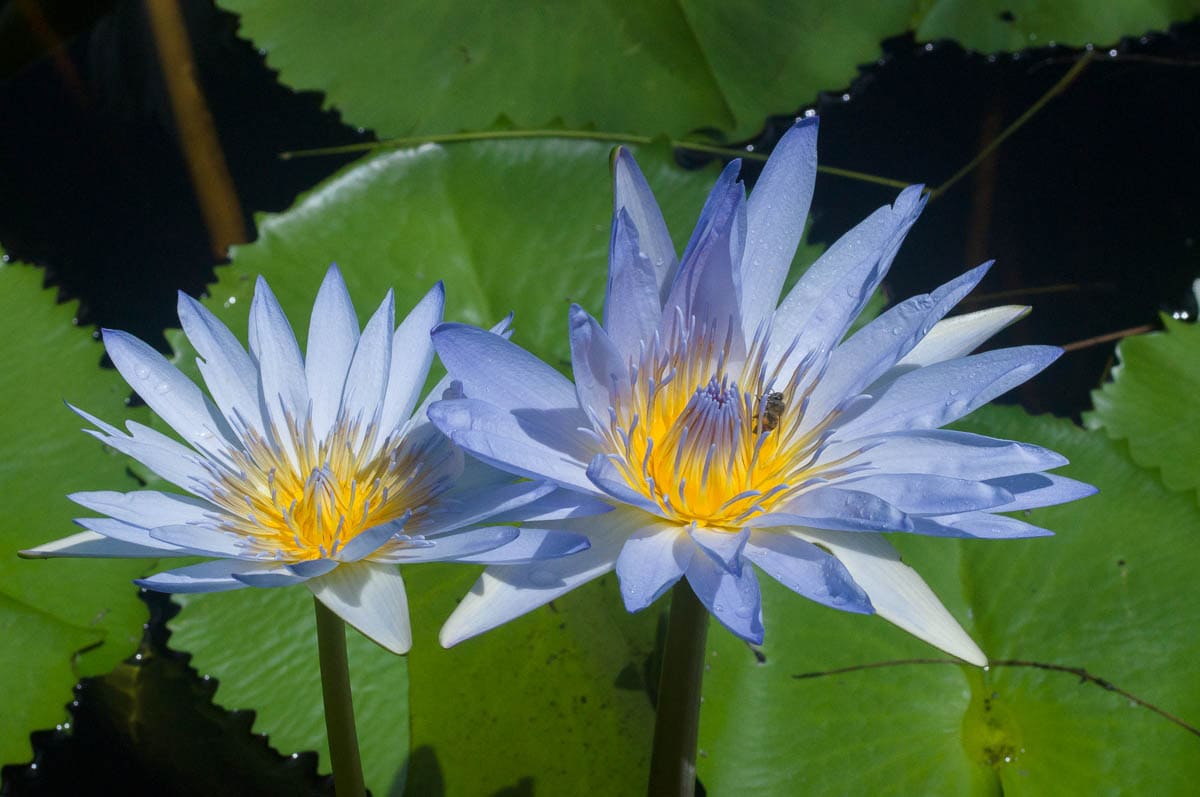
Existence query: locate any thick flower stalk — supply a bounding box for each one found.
[24,266,588,654]
[429,117,1094,664]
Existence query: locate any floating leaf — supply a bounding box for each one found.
[1086,316,1200,500]
[699,406,1200,793]
[916,0,1200,53]
[218,0,1197,142]
[171,586,409,793]
[0,259,150,767]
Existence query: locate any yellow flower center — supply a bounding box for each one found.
[206,415,453,560]
[600,317,850,529]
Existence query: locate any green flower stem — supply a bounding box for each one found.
[648,581,709,797]
[314,597,367,797]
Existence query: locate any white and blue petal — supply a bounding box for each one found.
[439,525,626,648]
[308,561,413,654]
[615,521,692,611]
[685,548,763,644]
[305,265,360,440]
[612,147,678,301]
[743,531,872,613]
[797,529,987,665]
[739,117,819,342]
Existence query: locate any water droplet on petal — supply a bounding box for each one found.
[949,388,960,396]
[527,569,558,588]
[154,382,171,394]
[134,365,151,380]
[735,605,752,619]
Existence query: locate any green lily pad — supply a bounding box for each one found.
[699,405,1200,793]
[401,565,663,795]
[916,0,1200,53]
[0,259,151,767]
[170,586,410,794]
[218,0,1197,142]
[1085,316,1200,501]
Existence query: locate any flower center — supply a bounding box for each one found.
[205,415,454,560]
[600,317,846,529]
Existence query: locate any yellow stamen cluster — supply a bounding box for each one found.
[205,415,452,560]
[600,317,850,529]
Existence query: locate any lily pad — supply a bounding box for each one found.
[401,566,663,795]
[699,405,1200,793]
[170,586,410,794]
[218,0,1198,142]
[916,0,1200,53]
[1086,316,1200,501]
[0,258,151,767]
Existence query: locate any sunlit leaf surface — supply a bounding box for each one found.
[0,259,150,766]
[699,406,1200,793]
[1087,316,1200,501]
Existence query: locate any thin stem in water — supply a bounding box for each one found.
[314,597,367,797]
[648,581,709,797]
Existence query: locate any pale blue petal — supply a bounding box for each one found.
[459,528,591,564]
[433,322,579,412]
[768,185,925,375]
[689,526,749,575]
[69,490,216,528]
[248,276,309,437]
[805,264,991,427]
[612,147,677,301]
[234,566,313,587]
[837,473,1013,515]
[337,521,406,562]
[305,265,359,440]
[72,406,210,493]
[410,480,556,536]
[428,398,596,493]
[378,282,444,439]
[489,490,614,522]
[984,473,1097,511]
[586,454,661,515]
[148,524,255,558]
[177,291,264,435]
[102,329,235,456]
[740,117,819,342]
[837,346,1062,438]
[570,304,627,425]
[340,289,394,438]
[615,522,691,611]
[75,517,192,553]
[287,559,341,578]
[743,531,872,613]
[685,551,763,644]
[891,305,1030,372]
[750,487,913,532]
[605,209,664,353]
[910,513,1053,539]
[378,526,519,563]
[826,429,1068,482]
[439,527,626,647]
[308,561,412,654]
[21,530,182,559]
[662,170,747,353]
[136,559,261,593]
[796,529,986,665]
[679,159,742,267]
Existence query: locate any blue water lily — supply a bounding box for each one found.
[24,267,589,654]
[429,117,1095,664]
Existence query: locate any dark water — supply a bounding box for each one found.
[1,1,1197,793]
